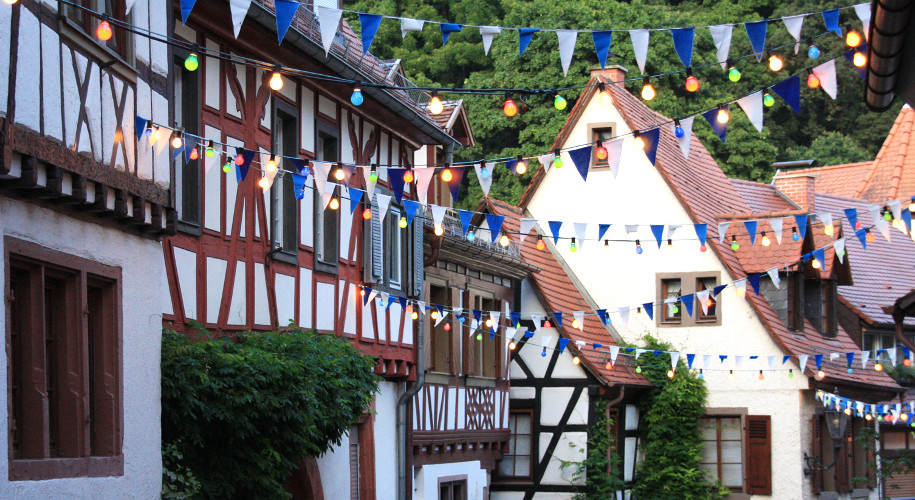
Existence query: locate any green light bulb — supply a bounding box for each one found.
[635,365,642,374]
[222,162,231,173]
[205,147,215,158]
[399,216,408,229]
[554,94,567,110]
[884,211,893,221]
[553,157,563,168]
[476,333,482,341]
[672,305,679,314]
[728,67,741,82]
[369,171,378,182]
[763,93,775,107]
[185,53,199,72]
[731,241,740,251]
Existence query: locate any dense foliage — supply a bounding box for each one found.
[345,0,902,208]
[570,399,627,499]
[161,326,381,499]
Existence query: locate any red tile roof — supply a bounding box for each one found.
[485,198,651,388]
[778,162,873,199]
[730,179,800,213]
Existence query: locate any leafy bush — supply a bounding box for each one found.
[161,327,381,499]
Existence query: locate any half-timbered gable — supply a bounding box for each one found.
[1,0,171,496]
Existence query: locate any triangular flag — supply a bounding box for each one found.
[229,0,253,38]
[712,284,726,297]
[794,215,808,240]
[770,218,783,244]
[735,356,745,368]
[745,21,767,61]
[375,193,392,225]
[553,312,563,327]
[134,116,148,141]
[768,356,777,371]
[275,0,300,43]
[180,0,197,23]
[414,167,435,205]
[400,18,425,38]
[610,346,620,365]
[348,187,364,215]
[640,128,661,165]
[486,213,505,243]
[311,161,331,201]
[603,139,625,178]
[573,311,585,331]
[362,165,378,198]
[430,204,447,229]
[682,294,694,317]
[236,148,255,181]
[592,31,612,69]
[548,221,563,244]
[744,220,758,245]
[709,24,733,69]
[441,23,462,46]
[619,307,630,327]
[694,224,708,248]
[568,145,593,181]
[387,168,406,203]
[819,212,833,233]
[772,76,801,114]
[630,30,650,74]
[782,15,806,54]
[643,302,654,320]
[767,267,781,288]
[718,222,731,243]
[734,278,747,296]
[320,182,337,210]
[855,3,872,40]
[598,224,611,241]
[782,355,791,365]
[861,350,870,368]
[703,354,712,370]
[687,353,696,368]
[446,166,466,204]
[520,218,537,241]
[670,352,680,371]
[847,351,856,369]
[702,106,729,142]
[574,223,588,249]
[459,209,474,236]
[480,26,501,55]
[747,275,761,295]
[317,6,343,55]
[556,30,578,77]
[822,9,842,36]
[291,172,308,199]
[597,309,608,325]
[670,28,695,68]
[812,60,838,99]
[403,200,419,226]
[650,225,665,248]
[672,116,695,158]
[530,313,543,331]
[636,349,646,360]
[538,153,555,173]
[519,28,539,57]
[736,91,764,132]
[799,354,809,371]
[812,248,826,270]
[696,289,710,315]
[359,13,383,55]
[834,238,847,264]
[855,228,867,248]
[558,338,570,353]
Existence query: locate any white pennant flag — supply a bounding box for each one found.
[668,224,681,239]
[718,222,731,243]
[312,161,331,199]
[204,147,219,174]
[782,15,806,54]
[619,307,630,327]
[670,352,680,371]
[430,204,447,228]
[531,312,543,332]
[376,193,393,225]
[556,30,579,77]
[538,153,555,173]
[480,26,501,55]
[770,218,784,244]
[434,310,448,326]
[155,128,170,156]
[264,155,280,190]
[125,0,136,15]
[830,352,840,362]
[819,212,833,233]
[735,355,745,368]
[366,289,378,305]
[321,182,337,210]
[401,18,425,39]
[708,24,733,69]
[474,162,493,197]
[414,167,436,205]
[734,278,747,296]
[630,30,650,74]
[635,349,646,360]
[696,289,710,315]
[854,3,872,41]
[799,354,809,371]
[573,311,585,331]
[834,238,847,264]
[318,7,343,55]
[891,200,904,224]
[490,311,501,332]
[379,291,389,308]
[520,218,538,241]
[889,348,898,366]
[767,267,781,288]
[575,340,587,350]
[861,350,870,368]
[603,138,625,178]
[868,204,892,241]
[230,0,253,38]
[671,116,695,158]
[542,335,554,350]
[768,356,777,371]
[574,223,588,249]
[736,91,764,132]
[609,346,620,365]
[812,60,838,99]
[703,354,713,370]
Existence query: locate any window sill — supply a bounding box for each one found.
[58,18,137,86]
[10,455,124,481]
[176,220,202,236]
[269,249,298,266]
[465,376,497,388]
[425,372,452,385]
[313,260,338,275]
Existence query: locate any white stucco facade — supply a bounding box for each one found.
[413,460,489,500]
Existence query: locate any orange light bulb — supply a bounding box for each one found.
[685,75,700,93]
[96,20,113,41]
[846,30,862,48]
[596,146,608,160]
[403,169,414,183]
[441,168,453,182]
[503,98,518,117]
[807,73,821,88]
[362,208,372,220]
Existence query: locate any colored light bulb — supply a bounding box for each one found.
[503,97,518,117]
[509,341,516,350]
[789,369,794,379]
[572,320,581,329]
[189,148,199,160]
[434,224,444,236]
[599,84,612,106]
[515,159,527,175]
[333,166,345,181]
[854,52,867,67]
[761,233,770,246]
[500,234,510,247]
[329,198,339,210]
[412,311,419,320]
[362,208,372,220]
[222,162,231,173]
[635,365,642,374]
[96,20,113,41]
[768,54,784,72]
[444,323,451,331]
[633,133,645,151]
[808,45,820,59]
[544,320,552,328]
[269,71,284,91]
[266,160,277,172]
[536,237,545,251]
[816,370,825,379]
[763,93,775,107]
[792,228,800,241]
[235,154,245,165]
[369,167,378,183]
[698,369,704,379]
[674,121,685,138]
[759,370,765,380]
[605,361,613,370]
[866,229,875,242]
[570,238,577,253]
[554,94,567,110]
[667,370,675,379]
[429,91,444,115]
[846,30,862,47]
[171,135,183,149]
[728,67,741,82]
[541,348,547,357]
[635,240,643,254]
[641,79,656,101]
[403,169,414,183]
[477,333,483,341]
[700,244,707,252]
[596,146,608,160]
[205,146,215,158]
[258,177,270,189]
[553,155,563,169]
[185,53,199,72]
[395,216,405,229]
[807,73,821,88]
[466,231,475,242]
[350,87,364,106]
[4,0,19,4]
[730,236,739,251]
[716,107,729,124]
[875,362,883,372]
[685,75,700,93]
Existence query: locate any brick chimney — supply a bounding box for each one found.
[773,173,816,212]
[590,65,627,83]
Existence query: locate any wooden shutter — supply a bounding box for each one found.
[363,196,383,283]
[745,415,771,494]
[412,218,424,297]
[812,416,823,494]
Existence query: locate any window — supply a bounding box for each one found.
[864,332,896,357]
[590,126,615,166]
[499,411,532,478]
[174,54,200,226]
[384,207,404,289]
[700,415,771,494]
[429,284,452,373]
[813,413,874,494]
[315,124,339,269]
[466,294,500,378]
[799,278,838,336]
[272,105,299,255]
[65,0,133,61]
[439,479,467,500]
[656,273,720,326]
[6,238,122,480]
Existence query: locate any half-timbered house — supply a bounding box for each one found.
[162,1,460,499]
[1,0,171,497]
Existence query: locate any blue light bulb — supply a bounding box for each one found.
[541,349,547,357]
[480,167,490,179]
[636,246,643,255]
[675,125,685,138]
[350,89,364,106]
[792,232,800,242]
[466,231,475,242]
[144,127,153,137]
[808,45,820,59]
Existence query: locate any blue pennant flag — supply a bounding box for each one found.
[359,13,383,55]
[403,199,419,225]
[598,224,611,241]
[846,352,855,367]
[641,128,661,165]
[435,304,444,316]
[134,116,148,140]
[903,209,913,233]
[747,275,761,295]
[670,28,695,68]
[720,355,728,364]
[845,208,858,231]
[650,224,665,248]
[387,168,406,203]
[459,209,474,235]
[473,310,482,323]
[694,224,708,247]
[855,228,867,248]
[593,343,602,350]
[682,294,694,317]
[815,354,824,370]
[524,330,535,338]
[597,309,608,325]
[568,145,593,181]
[702,106,729,142]
[687,353,696,368]
[398,296,407,310]
[548,221,563,244]
[180,0,197,23]
[744,220,758,245]
[558,338,570,353]
[794,214,808,240]
[490,331,496,340]
[441,23,463,46]
[643,302,654,320]
[772,76,801,114]
[592,31,612,69]
[712,284,728,297]
[348,187,364,215]
[822,9,842,36]
[504,159,519,174]
[519,28,539,56]
[553,312,563,327]
[235,148,255,182]
[292,172,308,199]
[386,297,395,310]
[275,0,300,43]
[510,312,520,327]
[783,355,791,364]
[844,46,867,78]
[812,248,826,268]
[745,21,768,61]
[289,158,308,172]
[446,166,466,203]
[362,287,372,305]
[485,213,505,243]
[172,144,186,162]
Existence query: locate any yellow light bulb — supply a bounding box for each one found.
[441,168,453,182]
[269,72,284,91]
[573,356,581,365]
[812,259,821,270]
[329,198,340,210]
[411,311,419,320]
[761,235,771,246]
[485,319,493,327]
[430,311,439,320]
[499,234,510,247]
[509,341,516,350]
[736,287,745,297]
[171,135,183,149]
[816,370,825,380]
[4,0,19,5]
[258,177,269,189]
[824,225,833,236]
[429,94,444,115]
[716,108,729,124]
[633,136,645,150]
[599,91,611,106]
[641,83,656,101]
[846,30,862,47]
[434,224,444,236]
[768,54,783,72]
[853,52,867,67]
[572,319,581,329]
[515,160,527,175]
[334,167,345,181]
[266,160,277,172]
[667,370,675,379]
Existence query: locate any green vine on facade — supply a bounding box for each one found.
[567,399,627,499]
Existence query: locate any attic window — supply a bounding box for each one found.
[589,125,615,167]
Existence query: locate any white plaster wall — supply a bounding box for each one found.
[0,197,162,499]
[413,460,488,500]
[374,381,399,497]
[524,90,813,499]
[316,434,351,500]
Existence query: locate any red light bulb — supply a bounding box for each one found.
[96,20,113,41]
[543,320,552,329]
[807,73,820,88]
[596,146,608,160]
[235,154,245,165]
[189,148,199,160]
[685,75,700,93]
[403,169,414,183]
[536,238,545,251]
[444,323,451,331]
[362,208,372,220]
[503,99,518,117]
